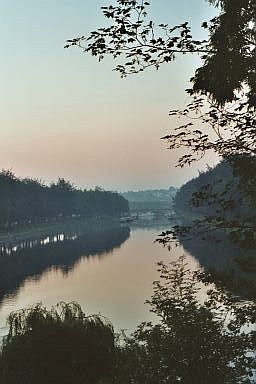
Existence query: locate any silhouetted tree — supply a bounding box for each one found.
[65,0,256,255]
[0,302,115,384]
[65,0,255,106]
[0,170,129,229]
[115,257,256,384]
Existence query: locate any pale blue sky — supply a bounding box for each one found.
[0,0,218,190]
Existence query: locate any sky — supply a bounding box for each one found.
[0,0,218,191]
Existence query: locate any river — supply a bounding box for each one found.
[0,219,198,337]
[0,215,255,338]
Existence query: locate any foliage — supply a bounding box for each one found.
[65,0,256,242]
[65,0,255,107]
[65,0,207,77]
[158,93,256,259]
[193,0,256,107]
[0,302,115,384]
[163,96,256,167]
[116,257,256,383]
[122,187,176,203]
[122,187,177,210]
[159,158,256,245]
[157,158,256,299]
[0,260,255,383]
[0,170,129,229]
[63,3,256,379]
[1,2,255,383]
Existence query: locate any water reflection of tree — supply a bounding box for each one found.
[1,259,255,384]
[180,233,256,299]
[0,224,130,304]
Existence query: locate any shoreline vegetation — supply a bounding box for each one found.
[0,170,129,233]
[0,258,255,384]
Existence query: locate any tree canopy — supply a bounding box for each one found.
[116,257,256,383]
[65,0,256,250]
[193,0,256,106]
[0,170,129,229]
[65,0,255,107]
[65,0,256,180]
[0,302,115,384]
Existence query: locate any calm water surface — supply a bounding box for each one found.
[0,221,198,336]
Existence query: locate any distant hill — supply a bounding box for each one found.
[122,187,177,211]
[174,161,234,217]
[174,156,256,223]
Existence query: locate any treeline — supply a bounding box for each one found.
[122,187,177,211]
[174,157,255,221]
[0,170,129,230]
[122,187,177,203]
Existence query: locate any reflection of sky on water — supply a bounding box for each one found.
[0,225,198,337]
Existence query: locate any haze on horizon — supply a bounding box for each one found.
[1,0,218,192]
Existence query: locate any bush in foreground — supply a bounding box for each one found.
[0,302,114,384]
[0,258,255,384]
[116,257,255,384]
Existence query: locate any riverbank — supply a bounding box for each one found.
[0,217,120,246]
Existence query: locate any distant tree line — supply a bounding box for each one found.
[0,170,129,230]
[122,188,177,212]
[122,187,177,203]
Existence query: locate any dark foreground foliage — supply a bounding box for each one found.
[0,258,255,384]
[116,257,256,384]
[0,302,115,384]
[66,0,255,107]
